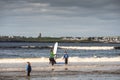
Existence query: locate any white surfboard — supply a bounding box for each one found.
[53,42,58,55]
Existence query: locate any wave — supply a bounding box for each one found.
[20,46,51,49]
[0,46,52,49]
[0,57,120,63]
[59,46,114,50]
[0,45,120,50]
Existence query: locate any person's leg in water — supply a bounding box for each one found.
[50,58,55,71]
[51,58,55,66]
[27,71,30,76]
[65,58,68,64]
[49,58,54,66]
[65,58,68,70]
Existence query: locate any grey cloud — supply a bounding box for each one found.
[0,0,120,37]
[0,0,120,19]
[0,0,120,23]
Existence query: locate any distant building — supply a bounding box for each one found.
[61,36,120,43]
[38,33,42,38]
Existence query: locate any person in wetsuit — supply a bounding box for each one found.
[49,49,56,66]
[26,62,32,76]
[63,51,69,65]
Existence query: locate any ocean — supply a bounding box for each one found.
[0,42,120,80]
[0,42,120,59]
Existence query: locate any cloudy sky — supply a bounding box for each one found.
[0,0,120,37]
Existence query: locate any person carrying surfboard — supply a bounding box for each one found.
[49,49,56,66]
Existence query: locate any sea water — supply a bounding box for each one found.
[0,42,120,59]
[0,42,120,80]
[19,74,120,80]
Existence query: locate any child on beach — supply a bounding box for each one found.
[26,62,32,76]
[63,51,69,65]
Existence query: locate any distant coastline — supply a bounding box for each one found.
[0,40,101,43]
[0,35,120,43]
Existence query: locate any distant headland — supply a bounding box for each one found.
[0,33,120,43]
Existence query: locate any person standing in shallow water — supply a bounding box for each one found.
[49,49,56,66]
[63,51,69,65]
[26,62,32,76]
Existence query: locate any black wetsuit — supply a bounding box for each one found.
[26,65,32,76]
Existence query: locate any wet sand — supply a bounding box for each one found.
[0,61,120,80]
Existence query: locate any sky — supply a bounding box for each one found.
[0,0,120,37]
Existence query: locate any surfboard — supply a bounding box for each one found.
[53,42,58,55]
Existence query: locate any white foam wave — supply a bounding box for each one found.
[21,46,29,48]
[0,57,120,63]
[59,46,114,50]
[0,57,48,63]
[21,46,36,48]
[69,57,120,62]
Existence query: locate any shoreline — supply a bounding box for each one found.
[0,62,120,80]
[1,69,120,80]
[1,62,120,73]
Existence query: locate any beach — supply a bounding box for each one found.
[0,42,120,80]
[0,58,120,80]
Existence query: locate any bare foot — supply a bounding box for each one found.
[65,68,68,70]
[52,68,54,71]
